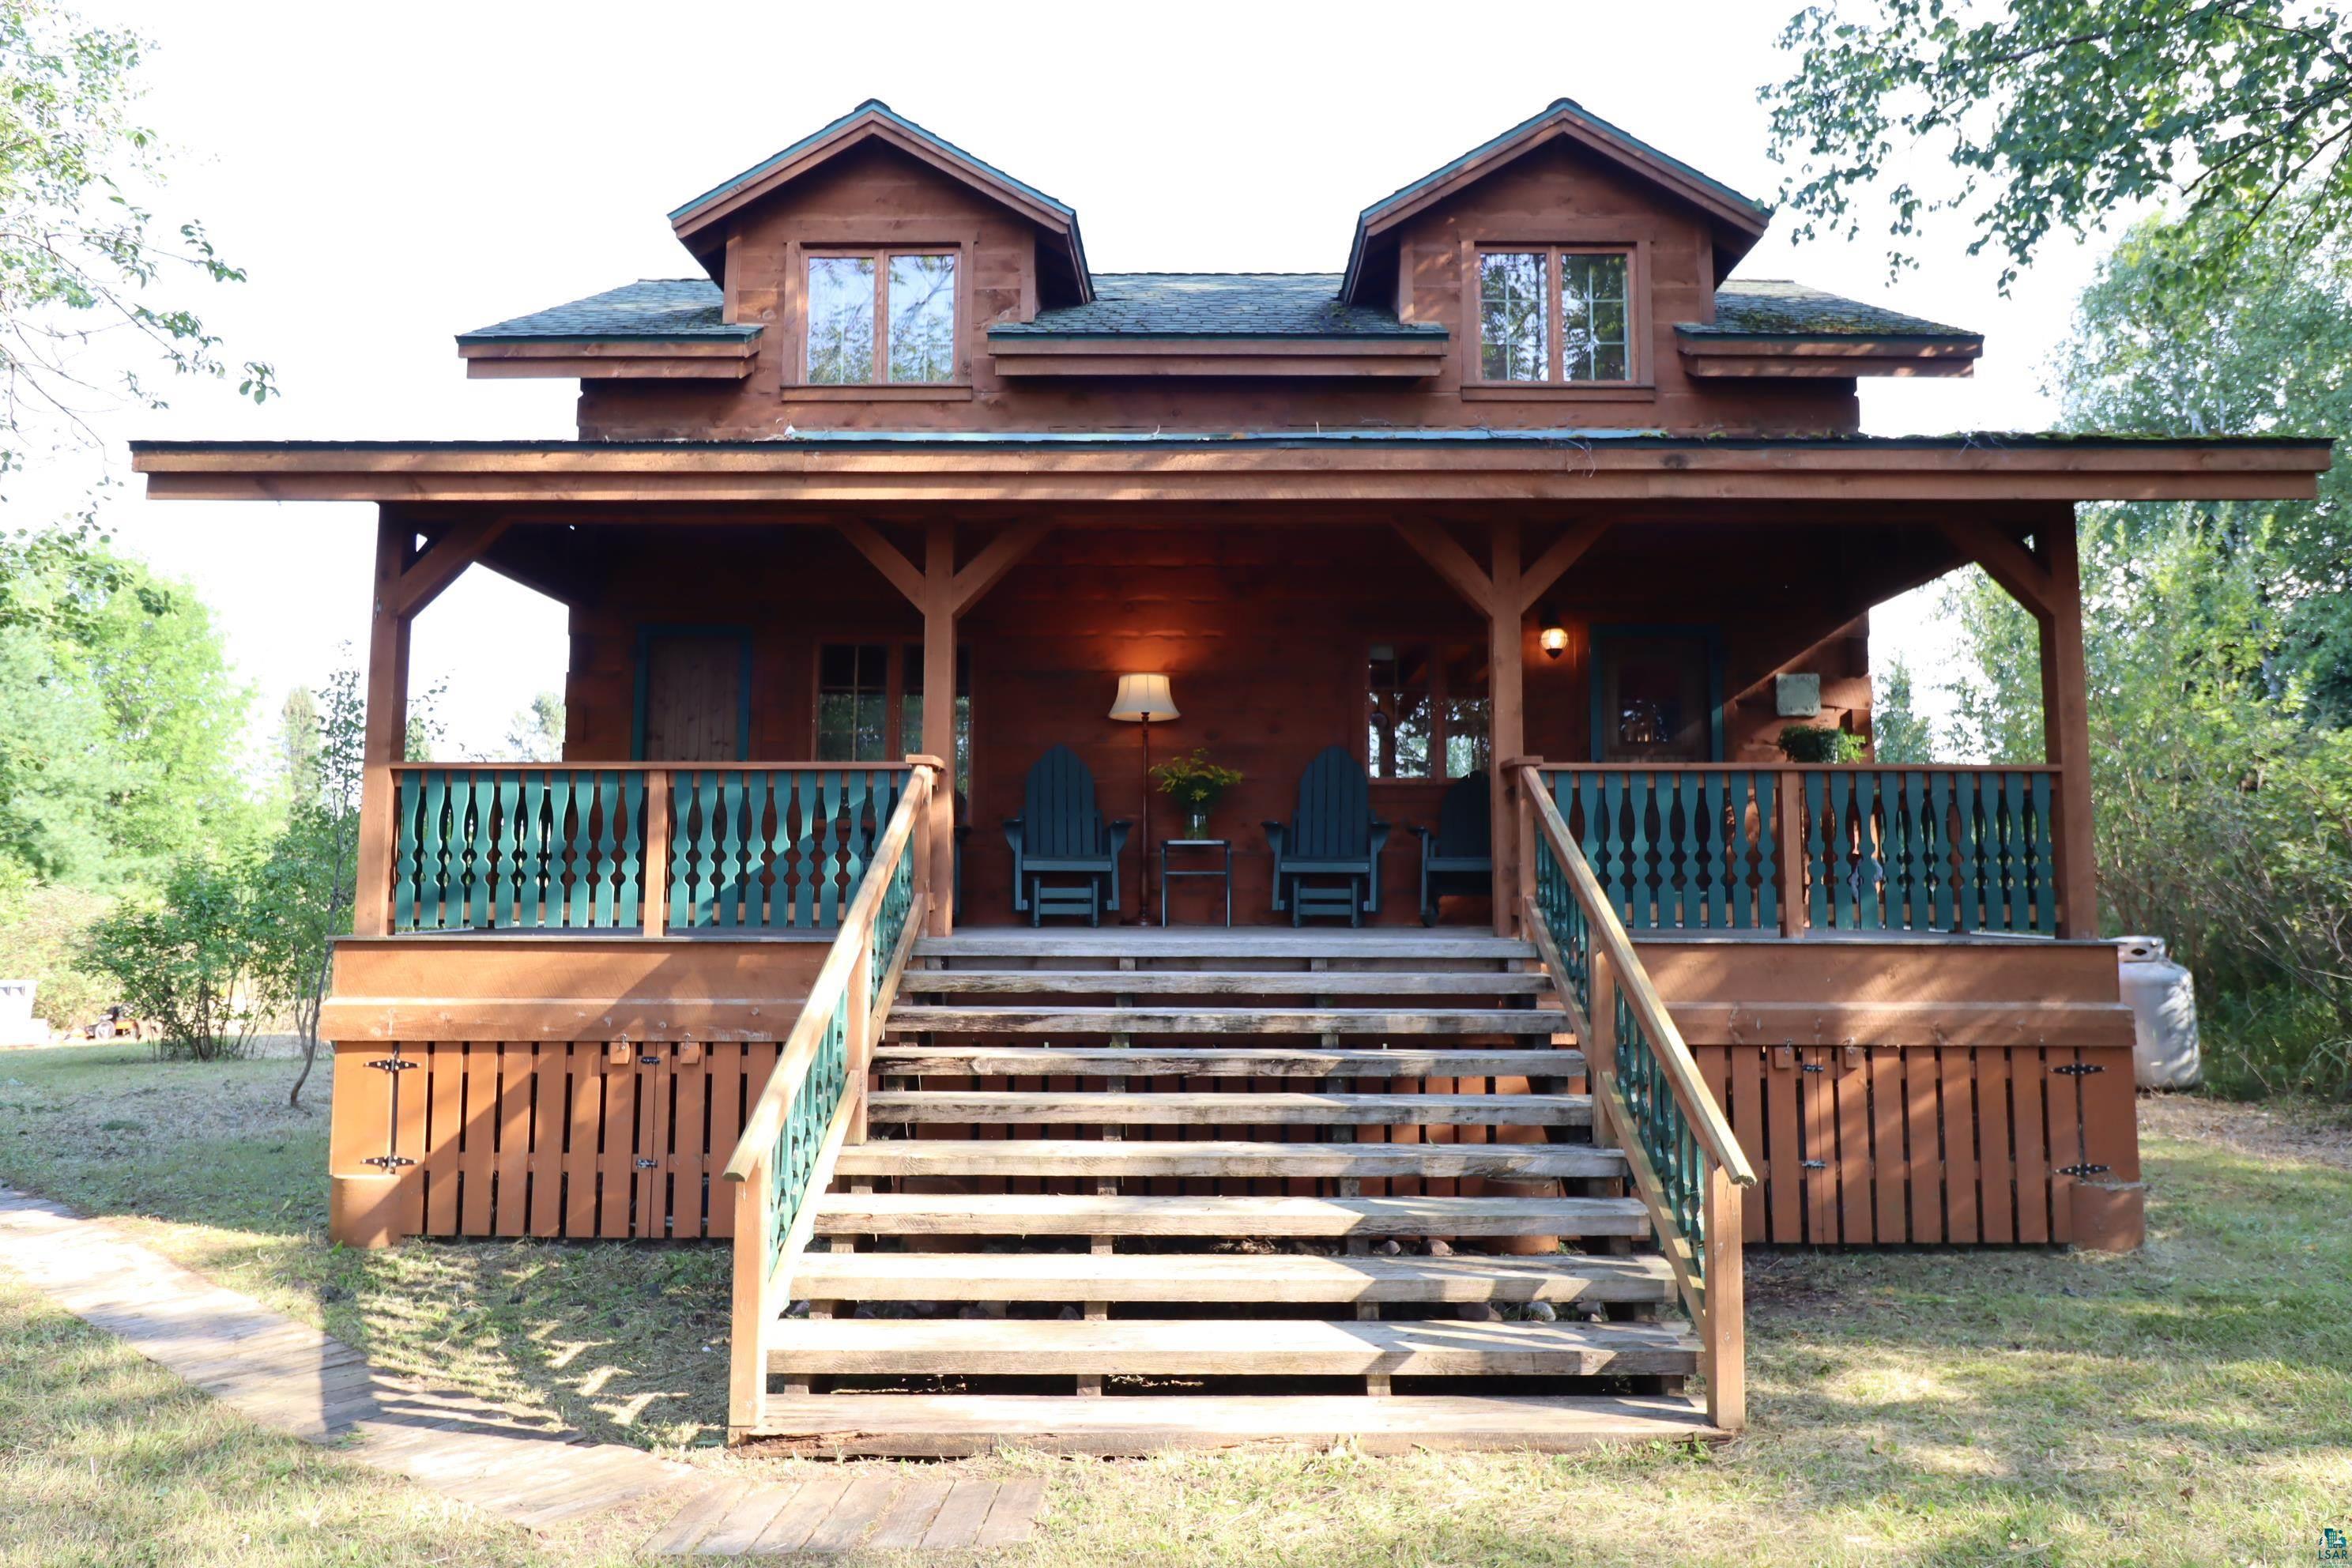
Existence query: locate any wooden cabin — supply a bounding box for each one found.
[134,98,2328,1454]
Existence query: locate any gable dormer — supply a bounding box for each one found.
[462,97,1976,438]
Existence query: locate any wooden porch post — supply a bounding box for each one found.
[352,509,413,937]
[2038,518,2099,938]
[1487,520,1525,938]
[1939,511,2099,939]
[922,522,957,935]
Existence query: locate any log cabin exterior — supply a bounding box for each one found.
[134,98,2329,1453]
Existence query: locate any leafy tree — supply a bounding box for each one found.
[83,854,269,1060]
[502,690,564,763]
[0,0,273,477]
[0,530,251,886]
[1870,654,1936,763]
[1764,2,2352,289]
[251,666,364,1106]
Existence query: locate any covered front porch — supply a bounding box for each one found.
[334,500,2102,947]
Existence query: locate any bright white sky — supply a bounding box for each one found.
[19,0,2114,764]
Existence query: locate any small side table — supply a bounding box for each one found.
[1159,838,1232,926]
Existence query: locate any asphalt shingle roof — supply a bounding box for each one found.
[458,275,1973,348]
[1690,281,1976,340]
[458,280,753,342]
[989,273,1438,338]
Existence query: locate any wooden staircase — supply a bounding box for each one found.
[750,929,1715,1455]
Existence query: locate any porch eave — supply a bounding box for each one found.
[127,432,2331,506]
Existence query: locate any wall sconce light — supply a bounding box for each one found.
[1537,604,1569,660]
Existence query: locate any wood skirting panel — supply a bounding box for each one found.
[328,1038,781,1242]
[1690,1042,2139,1248]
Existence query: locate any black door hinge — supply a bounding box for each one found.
[635,1157,659,1170]
[639,1054,662,1066]
[2056,1163,2111,1178]
[2052,1062,2105,1076]
[362,1155,415,1170]
[365,1057,418,1072]
[1800,1159,1828,1170]
[1800,1061,1826,1074]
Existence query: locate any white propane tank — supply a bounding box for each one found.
[2116,937,2200,1089]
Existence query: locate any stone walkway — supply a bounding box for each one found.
[0,1189,1041,1555]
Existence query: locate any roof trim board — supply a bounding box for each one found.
[667,100,1091,303]
[127,434,2331,507]
[1341,99,1773,305]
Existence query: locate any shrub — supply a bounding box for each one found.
[83,857,270,1060]
[0,884,111,1031]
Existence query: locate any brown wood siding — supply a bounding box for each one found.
[538,518,1947,925]
[573,139,1860,441]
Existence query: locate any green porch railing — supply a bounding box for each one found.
[1516,763,1756,1432]
[390,766,646,932]
[1551,764,2065,937]
[721,761,937,1441]
[1803,767,2057,935]
[383,763,912,936]
[1551,768,1781,931]
[667,767,908,933]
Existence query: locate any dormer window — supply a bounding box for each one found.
[805,251,958,384]
[1476,248,1633,384]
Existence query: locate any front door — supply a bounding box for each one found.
[635,631,750,760]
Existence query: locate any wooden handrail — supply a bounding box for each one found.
[1517,763,1755,1185]
[722,766,932,1183]
[1541,762,2059,775]
[387,759,918,772]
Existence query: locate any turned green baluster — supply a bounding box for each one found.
[666,773,692,933]
[393,771,420,930]
[2029,771,2056,934]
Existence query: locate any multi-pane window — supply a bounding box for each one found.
[816,643,971,793]
[1368,643,1491,780]
[805,251,958,384]
[1477,249,1632,383]
[816,643,889,760]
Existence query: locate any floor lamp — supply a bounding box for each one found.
[1109,673,1178,923]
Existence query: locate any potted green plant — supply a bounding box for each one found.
[1775,722,1868,764]
[1150,748,1244,839]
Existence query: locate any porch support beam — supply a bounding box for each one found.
[835,519,926,605]
[1518,518,1612,615]
[921,524,957,934]
[389,516,512,619]
[353,510,415,937]
[1391,519,1534,937]
[827,518,1054,934]
[1940,511,2098,937]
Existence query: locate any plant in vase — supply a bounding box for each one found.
[1776,722,1868,764]
[1150,748,1244,840]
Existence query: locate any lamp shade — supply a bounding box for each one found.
[1108,673,1179,722]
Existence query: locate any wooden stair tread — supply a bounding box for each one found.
[766,1316,1698,1376]
[915,932,1537,961]
[835,1139,1625,1180]
[790,1250,1675,1303]
[903,970,1557,995]
[742,1393,1716,1455]
[813,1193,1649,1237]
[886,1006,1570,1035]
[871,1045,1585,1077]
[867,1091,1591,1125]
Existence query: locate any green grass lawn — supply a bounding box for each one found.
[1,1045,2347,1566]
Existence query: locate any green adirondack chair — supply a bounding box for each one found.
[1004,744,1130,925]
[1413,771,1493,925]
[1264,745,1389,926]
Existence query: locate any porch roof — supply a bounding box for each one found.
[130,431,2329,506]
